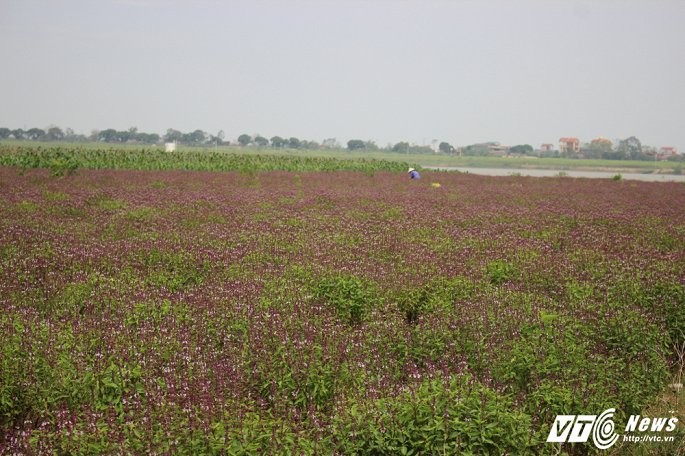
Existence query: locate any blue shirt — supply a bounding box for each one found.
[409,170,421,179]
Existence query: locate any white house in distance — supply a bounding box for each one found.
[657,146,678,160]
[164,142,177,152]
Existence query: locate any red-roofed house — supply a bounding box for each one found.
[559,137,580,155]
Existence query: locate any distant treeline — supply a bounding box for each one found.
[0,126,451,154]
[0,126,341,148]
[1,126,681,161]
[0,126,163,145]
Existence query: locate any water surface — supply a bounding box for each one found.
[426,166,685,182]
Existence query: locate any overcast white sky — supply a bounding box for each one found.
[1,0,684,149]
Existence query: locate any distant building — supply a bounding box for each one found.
[590,137,612,148]
[540,143,554,152]
[488,143,510,157]
[559,137,580,155]
[657,146,678,160]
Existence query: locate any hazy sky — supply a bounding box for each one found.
[1,0,684,149]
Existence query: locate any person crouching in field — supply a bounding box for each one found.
[408,168,421,179]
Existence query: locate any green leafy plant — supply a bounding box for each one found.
[334,375,535,455]
[486,259,518,285]
[142,249,207,292]
[397,276,477,323]
[49,157,78,176]
[313,274,376,325]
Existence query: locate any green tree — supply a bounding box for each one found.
[116,130,131,142]
[11,129,25,140]
[237,134,252,146]
[0,128,11,139]
[288,137,301,149]
[616,136,643,160]
[46,126,65,141]
[347,139,365,151]
[322,138,339,148]
[208,133,223,146]
[164,129,183,143]
[183,129,207,145]
[584,139,613,159]
[26,128,45,141]
[392,142,410,153]
[98,129,118,142]
[64,128,76,141]
[302,140,320,149]
[509,144,533,155]
[254,136,269,147]
[270,136,286,148]
[463,143,491,156]
[439,141,455,154]
[135,132,160,144]
[364,140,379,150]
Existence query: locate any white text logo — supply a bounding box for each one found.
[547,408,618,450]
[547,409,679,450]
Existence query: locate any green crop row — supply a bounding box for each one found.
[0,145,417,174]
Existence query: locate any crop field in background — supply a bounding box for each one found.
[2,142,682,174]
[1,160,685,454]
[0,145,416,175]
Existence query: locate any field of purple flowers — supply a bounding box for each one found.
[1,167,684,454]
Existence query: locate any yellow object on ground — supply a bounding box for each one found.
[431,182,441,188]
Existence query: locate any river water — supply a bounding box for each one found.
[425,166,685,183]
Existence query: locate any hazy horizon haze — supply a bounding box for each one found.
[1,0,684,150]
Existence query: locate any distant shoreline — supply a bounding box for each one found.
[425,166,685,182]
